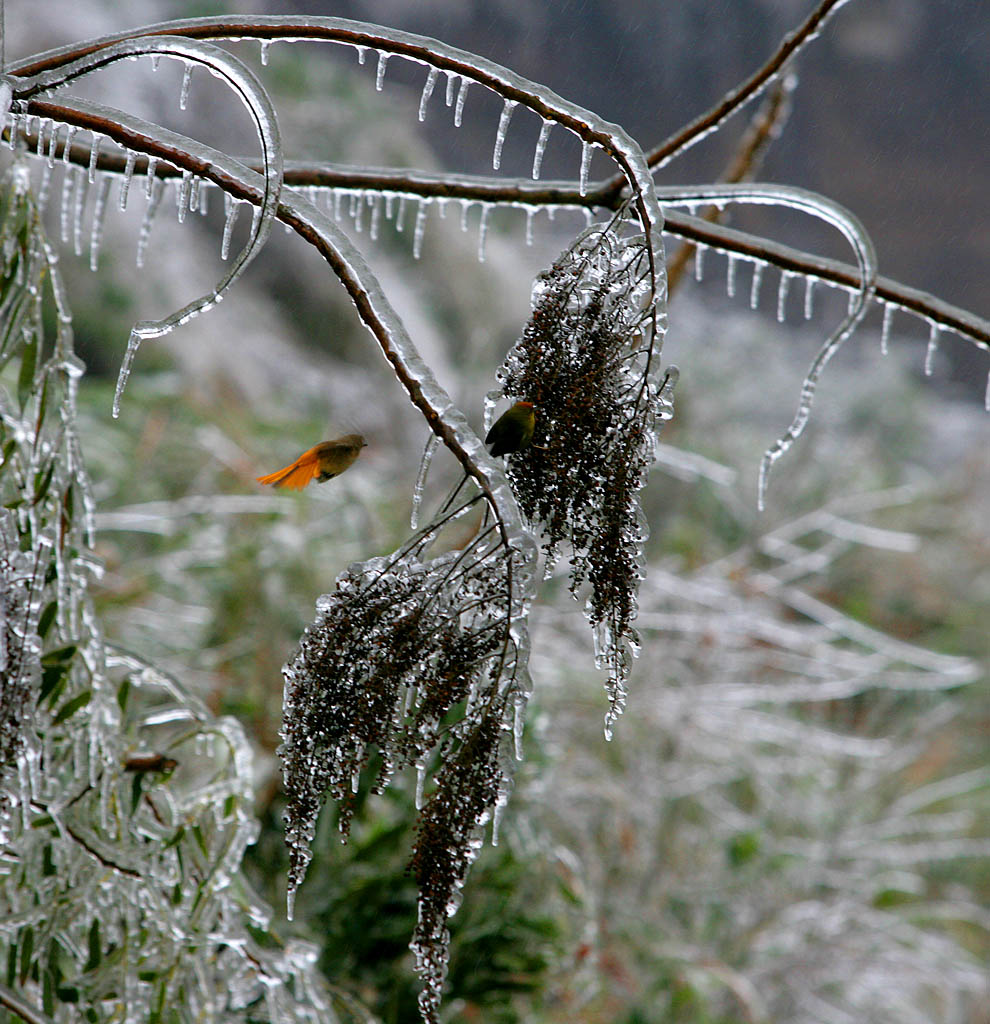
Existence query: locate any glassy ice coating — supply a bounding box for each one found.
[7,35,284,419]
[656,183,876,510]
[0,169,334,1023]
[494,216,675,736]
[279,540,521,1020]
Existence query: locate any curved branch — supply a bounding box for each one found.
[7,14,666,321]
[654,183,877,507]
[19,97,534,569]
[608,0,853,186]
[9,35,283,413]
[10,108,987,354]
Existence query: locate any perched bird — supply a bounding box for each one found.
[485,401,536,457]
[256,434,366,490]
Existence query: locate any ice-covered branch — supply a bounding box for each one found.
[8,35,283,415]
[8,13,666,313]
[652,182,877,507]
[638,0,854,174]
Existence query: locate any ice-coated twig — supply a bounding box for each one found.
[9,35,284,415]
[656,182,877,509]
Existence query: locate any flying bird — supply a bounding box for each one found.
[256,434,366,490]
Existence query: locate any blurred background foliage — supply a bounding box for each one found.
[1,0,988,1021]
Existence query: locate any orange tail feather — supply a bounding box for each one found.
[256,446,321,490]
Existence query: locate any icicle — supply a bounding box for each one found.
[6,110,18,149]
[118,151,138,209]
[525,206,535,246]
[46,123,59,166]
[369,194,382,240]
[355,45,367,65]
[694,243,706,282]
[198,181,209,215]
[179,65,192,110]
[249,202,262,237]
[445,71,457,105]
[412,200,428,259]
[776,271,792,322]
[411,433,440,529]
[414,762,427,810]
[454,78,469,127]
[394,196,406,232]
[333,190,343,220]
[459,199,470,232]
[491,784,508,847]
[150,53,161,73]
[35,118,49,157]
[144,156,158,198]
[477,203,491,262]
[803,276,816,320]
[259,40,272,66]
[351,191,364,233]
[136,177,164,268]
[61,124,78,163]
[492,99,517,170]
[512,696,526,761]
[188,175,202,214]
[72,168,90,256]
[221,194,239,260]
[375,51,389,91]
[418,66,438,122]
[880,302,894,355]
[726,253,737,297]
[578,140,592,197]
[749,262,763,309]
[112,330,142,418]
[89,177,112,271]
[924,321,940,377]
[176,171,192,224]
[86,133,102,183]
[37,162,53,213]
[532,120,552,180]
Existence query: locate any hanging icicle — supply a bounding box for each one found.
[418,67,439,122]
[89,176,112,272]
[412,200,429,259]
[749,262,763,310]
[492,100,517,170]
[477,203,491,262]
[375,51,390,91]
[86,133,102,183]
[179,64,193,110]
[776,270,792,322]
[532,120,552,180]
[880,301,894,355]
[118,151,138,210]
[454,78,469,127]
[924,320,940,377]
[136,177,164,268]
[72,167,90,256]
[578,140,592,197]
[220,194,240,260]
[803,275,816,320]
